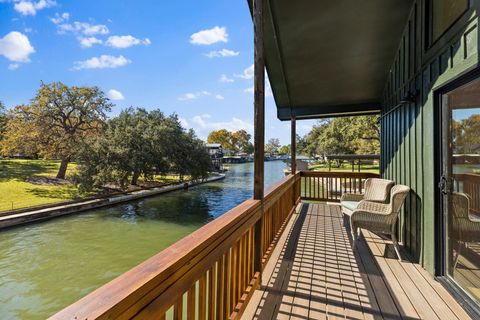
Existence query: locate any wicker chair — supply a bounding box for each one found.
[451,192,480,269]
[341,178,394,215]
[350,184,410,261]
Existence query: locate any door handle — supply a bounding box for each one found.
[439,175,453,195]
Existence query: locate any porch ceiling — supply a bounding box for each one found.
[258,0,413,120]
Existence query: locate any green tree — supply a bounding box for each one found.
[78,108,170,188]
[207,129,234,150]
[301,120,330,157]
[76,108,211,191]
[172,129,212,181]
[207,129,253,153]
[279,145,290,155]
[300,115,380,158]
[231,129,253,153]
[1,105,40,158]
[164,119,211,181]
[0,101,7,142]
[265,138,280,154]
[452,114,480,154]
[296,134,307,155]
[1,82,112,179]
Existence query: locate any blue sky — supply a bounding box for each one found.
[0,0,315,144]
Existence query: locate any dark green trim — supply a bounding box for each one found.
[437,277,480,318]
[422,0,479,64]
[277,103,381,121]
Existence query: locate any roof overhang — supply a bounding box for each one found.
[251,0,414,120]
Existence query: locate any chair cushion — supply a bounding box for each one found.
[364,178,395,203]
[341,201,359,212]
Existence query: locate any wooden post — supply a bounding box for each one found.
[291,116,297,206]
[291,116,296,174]
[253,0,265,275]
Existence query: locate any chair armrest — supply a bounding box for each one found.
[469,212,480,223]
[341,193,364,202]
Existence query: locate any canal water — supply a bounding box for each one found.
[0,161,287,320]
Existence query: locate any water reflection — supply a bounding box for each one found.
[0,161,287,319]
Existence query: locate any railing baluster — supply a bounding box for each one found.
[187,285,196,320]
[224,251,230,320]
[216,256,224,320]
[208,265,215,320]
[238,237,243,302]
[231,244,237,313]
[199,274,207,320]
[299,171,380,202]
[174,295,183,320]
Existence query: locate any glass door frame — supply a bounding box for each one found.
[434,66,480,317]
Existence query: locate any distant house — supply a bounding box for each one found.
[206,143,223,159]
[205,143,223,171]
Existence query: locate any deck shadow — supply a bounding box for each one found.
[253,202,416,319]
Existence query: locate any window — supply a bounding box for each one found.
[430,0,469,43]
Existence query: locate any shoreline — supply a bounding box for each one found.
[0,174,225,230]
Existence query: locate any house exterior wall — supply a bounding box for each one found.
[381,0,479,274]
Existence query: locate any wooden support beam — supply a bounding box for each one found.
[253,0,265,276]
[253,0,265,201]
[291,116,296,174]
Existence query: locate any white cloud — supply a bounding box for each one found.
[0,31,35,63]
[107,89,125,100]
[78,36,102,48]
[215,94,224,100]
[73,55,131,70]
[58,21,109,36]
[105,35,151,49]
[178,93,197,101]
[177,91,211,101]
[24,27,32,33]
[190,114,253,134]
[235,64,254,79]
[14,0,56,16]
[8,63,20,70]
[190,26,228,45]
[50,12,69,24]
[205,49,239,58]
[219,74,234,83]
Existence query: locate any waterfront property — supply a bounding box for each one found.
[0,162,286,319]
[50,0,480,319]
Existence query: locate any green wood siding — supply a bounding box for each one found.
[381,1,479,274]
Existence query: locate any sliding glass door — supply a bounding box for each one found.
[441,77,480,304]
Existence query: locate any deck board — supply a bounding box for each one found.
[243,203,472,320]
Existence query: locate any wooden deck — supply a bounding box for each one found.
[243,203,472,320]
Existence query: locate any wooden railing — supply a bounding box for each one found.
[453,173,480,214]
[300,171,379,202]
[50,173,301,320]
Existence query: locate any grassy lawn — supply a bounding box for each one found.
[309,162,380,174]
[0,159,81,212]
[0,159,187,212]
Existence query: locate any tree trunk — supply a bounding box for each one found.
[56,159,69,179]
[131,170,141,185]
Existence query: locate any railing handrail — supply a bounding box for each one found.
[300,171,380,178]
[50,173,301,320]
[453,172,480,180]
